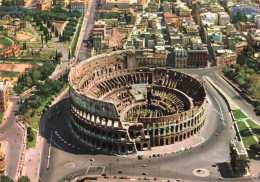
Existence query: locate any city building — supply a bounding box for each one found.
[101,0,148,11]
[70,0,86,17]
[69,50,206,154]
[125,13,167,67]
[36,0,51,11]
[173,44,188,68]
[16,0,32,7]
[0,141,7,175]
[0,82,9,113]
[215,49,237,66]
[93,21,106,50]
[187,37,208,67]
[0,44,20,58]
[247,28,260,50]
[230,141,250,177]
[218,12,230,26]
[239,22,257,32]
[230,4,259,20]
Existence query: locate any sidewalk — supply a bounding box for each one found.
[23,88,69,182]
[0,99,13,127]
[137,135,204,156]
[23,134,43,182]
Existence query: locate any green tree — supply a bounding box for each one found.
[55,29,58,37]
[27,127,35,142]
[234,12,247,24]
[23,42,26,50]
[18,176,30,182]
[250,143,260,154]
[0,175,14,182]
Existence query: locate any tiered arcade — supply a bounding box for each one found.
[69,50,206,154]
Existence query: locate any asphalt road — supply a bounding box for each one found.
[76,0,100,63]
[0,96,25,180]
[177,67,260,123]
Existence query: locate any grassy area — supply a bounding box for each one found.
[101,49,113,54]
[25,42,43,49]
[246,119,260,138]
[0,59,45,65]
[237,121,258,148]
[62,42,70,54]
[232,109,248,120]
[24,27,35,35]
[26,130,37,149]
[28,115,40,130]
[0,112,3,124]
[47,42,56,48]
[0,71,20,77]
[0,37,13,50]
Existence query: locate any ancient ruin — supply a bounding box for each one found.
[69,50,206,154]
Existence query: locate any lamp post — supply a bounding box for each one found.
[157,165,160,180]
[109,163,112,178]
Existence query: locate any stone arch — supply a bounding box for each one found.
[179,135,183,141]
[91,115,95,122]
[136,132,141,137]
[121,145,125,153]
[136,143,141,151]
[96,116,101,124]
[175,136,178,142]
[143,143,148,149]
[183,133,186,139]
[128,146,133,152]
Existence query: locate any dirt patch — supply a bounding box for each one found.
[16,31,34,41]
[52,21,67,34]
[108,28,128,48]
[0,44,2,49]
[0,63,33,72]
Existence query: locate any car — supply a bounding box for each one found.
[142,173,147,175]
[142,164,147,167]
[118,171,122,174]
[215,133,218,136]
[218,176,224,180]
[113,153,117,156]
[176,179,182,182]
[101,173,106,176]
[122,155,127,158]
[97,166,102,169]
[90,158,94,162]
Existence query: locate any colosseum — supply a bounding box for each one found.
[69,50,206,154]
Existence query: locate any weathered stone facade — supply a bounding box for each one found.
[69,50,206,154]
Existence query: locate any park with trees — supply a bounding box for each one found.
[223,49,260,115]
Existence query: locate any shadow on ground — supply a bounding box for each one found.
[38,98,107,156]
[217,162,231,178]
